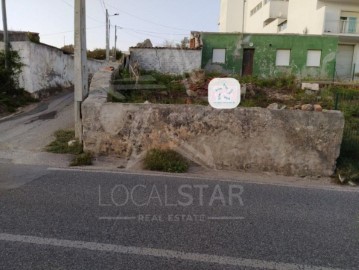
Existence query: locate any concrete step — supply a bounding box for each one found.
[111,75,157,85]
[114,84,167,91]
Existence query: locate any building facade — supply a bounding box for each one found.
[219,0,359,80]
[200,32,338,80]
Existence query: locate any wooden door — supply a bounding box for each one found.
[242,49,255,76]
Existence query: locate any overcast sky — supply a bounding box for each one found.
[1,0,220,51]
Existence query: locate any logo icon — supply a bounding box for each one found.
[208,78,241,109]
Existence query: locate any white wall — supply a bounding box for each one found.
[220,0,359,35]
[130,48,202,75]
[283,0,325,35]
[219,0,245,32]
[0,41,105,94]
[245,0,289,34]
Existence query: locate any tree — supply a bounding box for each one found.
[162,40,175,48]
[61,45,122,60]
[136,39,153,48]
[177,37,189,49]
[87,48,106,60]
[61,44,74,54]
[0,48,23,93]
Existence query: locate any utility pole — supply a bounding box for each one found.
[106,9,109,62]
[74,0,88,141]
[1,0,9,69]
[106,10,118,62]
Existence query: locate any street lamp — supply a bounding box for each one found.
[106,9,119,61]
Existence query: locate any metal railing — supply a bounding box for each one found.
[325,19,359,35]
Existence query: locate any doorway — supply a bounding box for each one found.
[242,49,255,76]
[336,45,354,81]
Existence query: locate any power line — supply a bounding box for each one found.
[60,0,104,24]
[42,25,105,37]
[111,25,188,36]
[122,29,182,43]
[98,0,106,14]
[106,3,191,32]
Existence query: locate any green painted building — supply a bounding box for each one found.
[200,32,339,80]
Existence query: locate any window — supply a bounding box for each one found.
[306,50,321,67]
[278,21,288,32]
[250,2,263,16]
[276,50,290,66]
[212,49,226,64]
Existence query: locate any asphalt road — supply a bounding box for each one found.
[0,91,73,167]
[0,165,358,270]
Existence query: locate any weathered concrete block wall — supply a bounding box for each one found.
[82,70,345,177]
[130,47,202,74]
[0,41,104,95]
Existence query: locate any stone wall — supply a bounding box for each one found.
[129,47,202,75]
[82,70,345,177]
[0,41,105,95]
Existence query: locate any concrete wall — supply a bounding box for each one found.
[201,33,338,79]
[129,47,202,75]
[82,70,345,177]
[1,41,104,95]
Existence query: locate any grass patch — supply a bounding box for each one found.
[144,149,189,173]
[108,70,207,105]
[46,129,93,167]
[70,152,93,166]
[46,130,83,155]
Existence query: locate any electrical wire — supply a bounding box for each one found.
[41,25,105,37]
[60,0,104,24]
[106,3,191,32]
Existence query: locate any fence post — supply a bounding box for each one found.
[335,92,339,110]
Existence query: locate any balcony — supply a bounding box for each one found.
[324,19,359,35]
[262,0,289,25]
[320,0,359,4]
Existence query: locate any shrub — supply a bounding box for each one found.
[46,130,83,155]
[70,152,93,166]
[144,149,189,173]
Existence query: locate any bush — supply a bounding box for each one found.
[0,49,23,91]
[144,149,189,173]
[70,152,93,166]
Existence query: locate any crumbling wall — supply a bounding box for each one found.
[129,47,202,75]
[82,70,345,177]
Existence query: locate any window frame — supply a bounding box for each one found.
[212,48,226,64]
[275,49,291,67]
[306,50,322,67]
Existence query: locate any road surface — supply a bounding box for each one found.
[0,165,358,270]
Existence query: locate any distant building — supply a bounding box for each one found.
[218,0,359,80]
[219,0,359,36]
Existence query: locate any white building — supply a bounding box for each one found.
[219,0,359,80]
